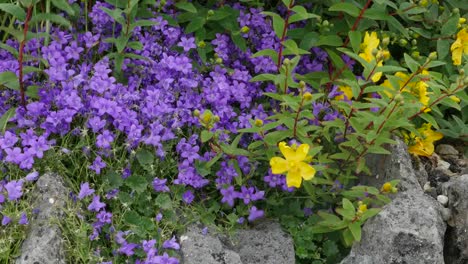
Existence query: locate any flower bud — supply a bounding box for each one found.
[322,20,329,27]
[241,26,250,34]
[394,93,404,104]
[452,8,460,14]
[299,81,306,89]
[283,58,291,66]
[399,39,408,46]
[215,58,223,64]
[412,51,420,59]
[198,41,206,48]
[459,69,465,76]
[411,39,417,46]
[254,119,263,127]
[382,37,390,46]
[428,51,438,60]
[449,95,460,103]
[371,48,379,57]
[464,76,468,84]
[207,10,215,16]
[193,109,200,117]
[213,115,220,122]
[303,92,313,101]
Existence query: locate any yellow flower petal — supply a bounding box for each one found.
[295,144,310,161]
[270,157,288,174]
[286,169,302,188]
[278,142,295,161]
[297,162,316,180]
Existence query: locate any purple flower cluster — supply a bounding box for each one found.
[0,1,336,262]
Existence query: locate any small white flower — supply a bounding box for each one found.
[49,198,55,204]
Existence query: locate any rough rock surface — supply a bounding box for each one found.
[362,138,423,191]
[234,221,295,264]
[16,173,68,264]
[180,221,294,264]
[341,190,446,264]
[180,225,242,264]
[441,174,468,264]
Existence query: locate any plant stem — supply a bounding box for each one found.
[293,96,305,138]
[276,0,294,69]
[342,0,373,48]
[18,5,34,109]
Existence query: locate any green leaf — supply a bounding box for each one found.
[437,39,450,60]
[30,13,71,28]
[125,175,148,193]
[231,32,247,51]
[289,5,319,23]
[262,12,285,39]
[348,31,361,53]
[348,222,362,241]
[185,16,205,33]
[123,210,141,226]
[103,171,123,189]
[250,74,278,82]
[0,4,26,21]
[342,198,355,212]
[155,193,172,210]
[136,149,154,166]
[342,228,355,247]
[251,49,278,63]
[127,41,143,50]
[0,108,16,133]
[441,14,460,36]
[316,35,343,47]
[0,71,19,90]
[386,16,409,38]
[329,2,360,17]
[51,0,75,16]
[100,7,125,25]
[361,208,381,221]
[201,130,214,143]
[175,1,197,13]
[404,53,420,73]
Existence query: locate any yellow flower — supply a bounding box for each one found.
[381,71,431,112]
[359,32,389,82]
[358,204,368,214]
[270,142,316,188]
[451,28,468,65]
[381,182,392,193]
[335,85,353,101]
[407,123,443,157]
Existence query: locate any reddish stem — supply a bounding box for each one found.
[342,0,373,48]
[18,6,34,109]
[276,1,294,69]
[293,96,305,138]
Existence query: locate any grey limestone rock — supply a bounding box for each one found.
[180,225,242,264]
[16,172,68,264]
[234,220,295,264]
[441,174,468,264]
[180,221,295,264]
[362,137,423,192]
[341,190,446,264]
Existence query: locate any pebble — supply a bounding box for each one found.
[437,159,451,170]
[423,182,432,192]
[437,195,449,207]
[435,144,459,157]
